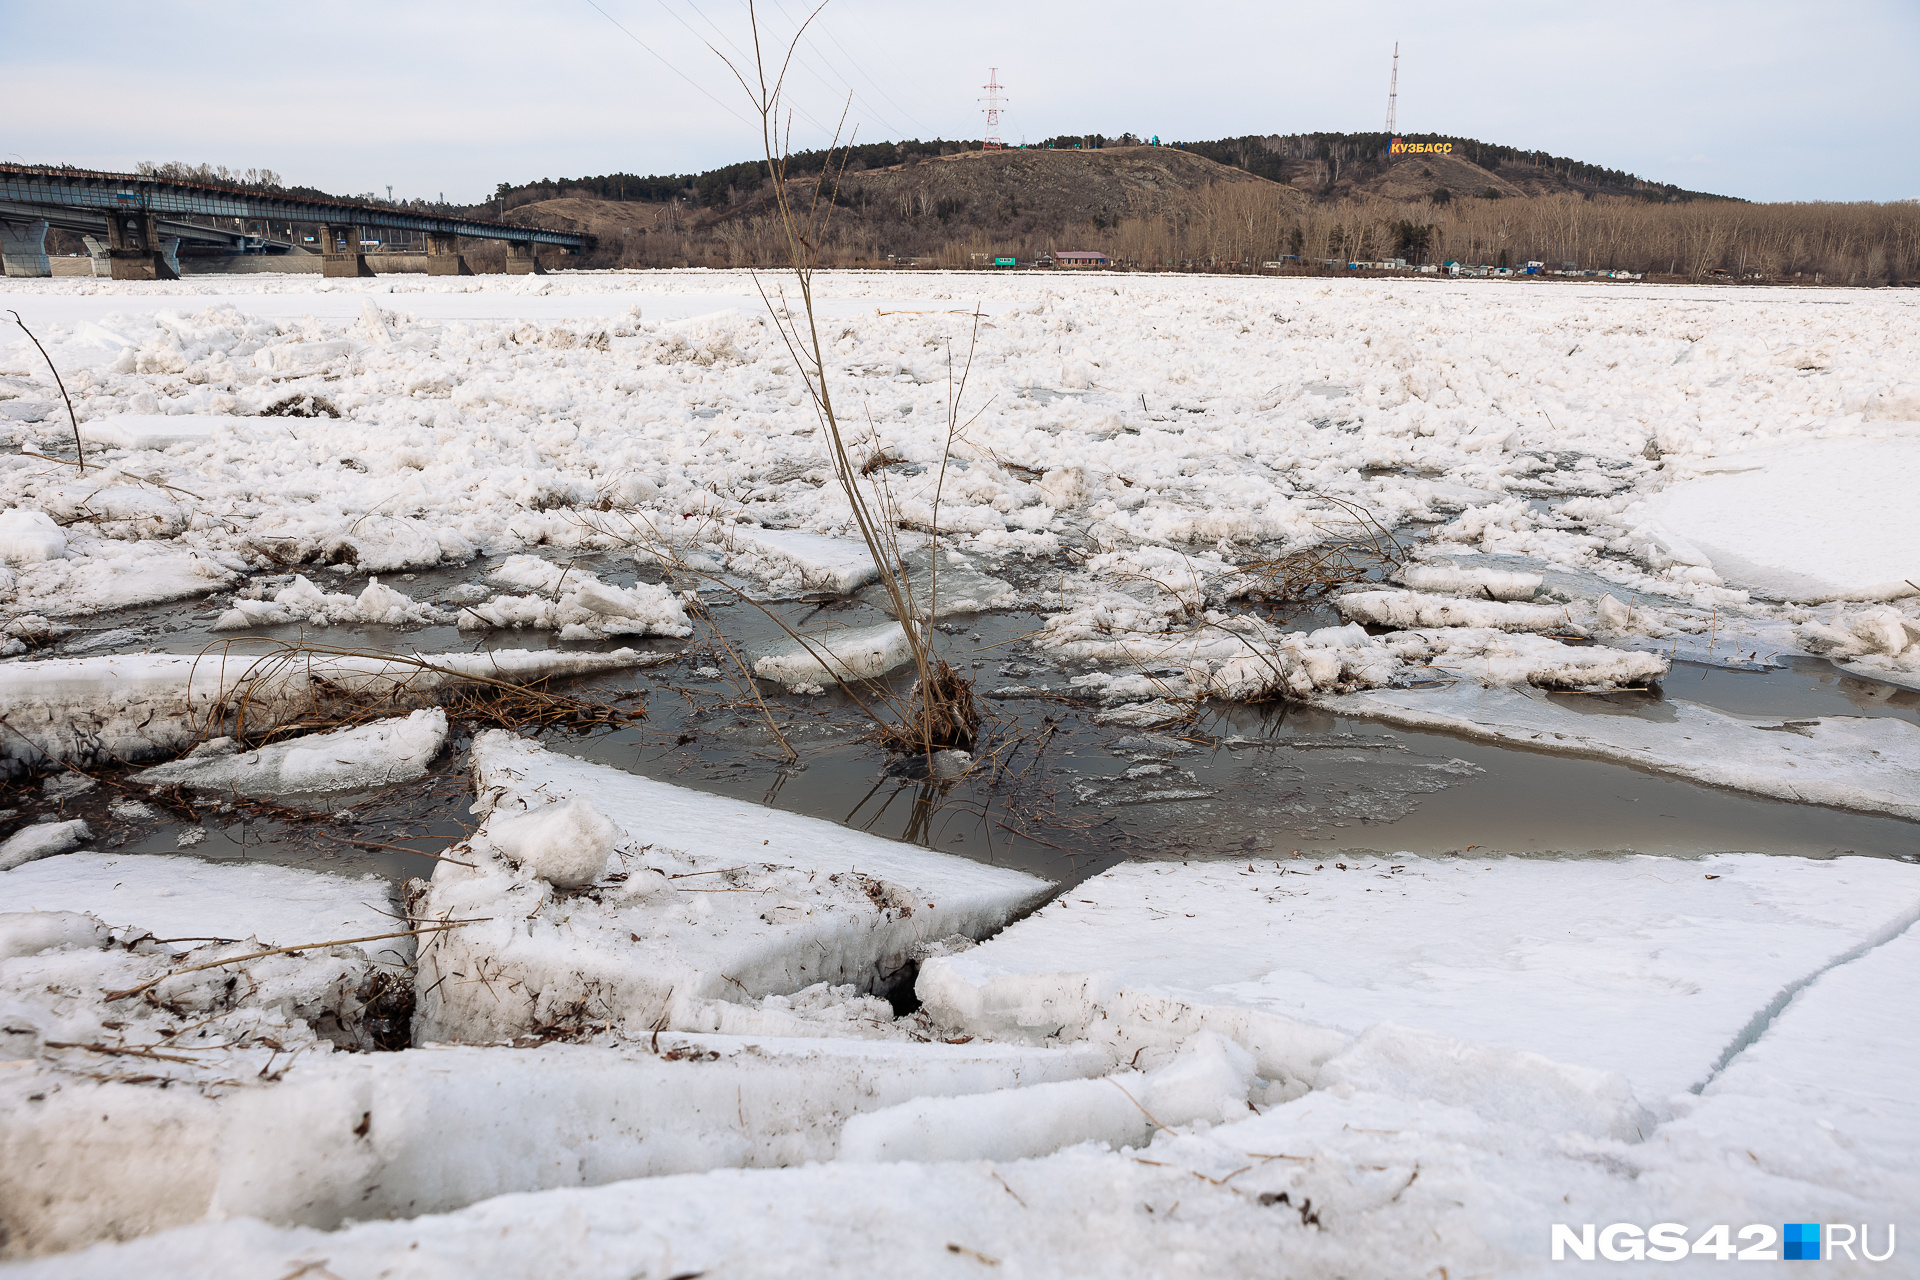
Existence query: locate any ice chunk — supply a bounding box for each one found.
[130,709,448,797]
[1336,589,1574,633]
[839,1032,1255,1164]
[254,339,354,373]
[722,527,880,594]
[1328,682,1920,821]
[0,1033,1104,1258]
[456,556,691,639]
[0,910,109,961]
[213,575,447,630]
[3,852,406,960]
[1399,563,1542,601]
[0,647,663,776]
[0,508,68,565]
[1639,439,1920,601]
[918,853,1920,1107]
[0,819,91,872]
[484,796,615,888]
[752,621,913,686]
[76,415,224,451]
[415,733,1052,1043]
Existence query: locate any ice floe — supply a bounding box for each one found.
[1324,682,1920,821]
[130,709,448,797]
[751,620,915,687]
[413,732,1052,1042]
[0,647,663,776]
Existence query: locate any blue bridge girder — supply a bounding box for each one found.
[0,163,588,250]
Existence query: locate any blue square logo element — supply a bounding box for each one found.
[1783,1223,1821,1260]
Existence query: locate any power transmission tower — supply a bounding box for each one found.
[1385,43,1399,134]
[980,69,1007,150]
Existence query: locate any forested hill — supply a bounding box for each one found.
[490,131,1730,212]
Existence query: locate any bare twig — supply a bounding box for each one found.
[6,310,83,472]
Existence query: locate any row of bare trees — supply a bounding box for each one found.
[912,188,1919,283]
[537,179,1919,284]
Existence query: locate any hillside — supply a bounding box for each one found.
[1183,132,1730,203]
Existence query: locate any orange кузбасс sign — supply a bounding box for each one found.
[1390,139,1453,155]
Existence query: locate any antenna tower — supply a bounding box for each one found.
[980,68,1007,150]
[1385,42,1399,134]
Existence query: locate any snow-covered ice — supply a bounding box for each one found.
[0,1032,1106,1257]
[1639,439,1920,601]
[918,853,1920,1108]
[414,732,1052,1042]
[6,270,1920,1274]
[130,708,448,797]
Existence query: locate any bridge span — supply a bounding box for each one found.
[0,164,591,280]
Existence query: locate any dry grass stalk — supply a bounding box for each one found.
[714,4,981,758]
[6,309,84,473]
[103,922,473,1002]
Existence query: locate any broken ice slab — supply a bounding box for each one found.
[0,819,91,872]
[1336,589,1576,633]
[75,414,226,452]
[130,709,448,798]
[4,851,408,963]
[414,732,1053,1042]
[917,853,1920,1108]
[1323,682,1920,822]
[750,621,913,686]
[720,527,881,595]
[1398,563,1543,601]
[0,1032,1104,1259]
[0,646,666,777]
[1646,907,1920,1205]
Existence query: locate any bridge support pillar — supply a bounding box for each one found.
[104,211,178,280]
[0,218,51,278]
[82,236,112,277]
[503,240,545,275]
[320,224,376,277]
[425,231,471,275]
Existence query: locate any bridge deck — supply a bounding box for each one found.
[0,164,587,249]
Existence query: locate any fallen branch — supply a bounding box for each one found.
[103,923,475,1002]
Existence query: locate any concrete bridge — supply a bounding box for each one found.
[0,164,590,280]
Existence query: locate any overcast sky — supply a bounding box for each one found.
[5,0,1915,204]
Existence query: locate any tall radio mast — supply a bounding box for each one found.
[1385,42,1399,134]
[980,68,1007,150]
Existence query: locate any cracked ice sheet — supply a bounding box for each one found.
[917,854,1920,1110]
[1648,918,1920,1210]
[415,733,1051,1042]
[1319,681,1920,822]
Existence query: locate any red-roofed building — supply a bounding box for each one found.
[1050,251,1109,268]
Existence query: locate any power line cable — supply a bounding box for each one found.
[580,0,754,127]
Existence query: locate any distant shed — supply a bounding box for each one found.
[1052,251,1109,268]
